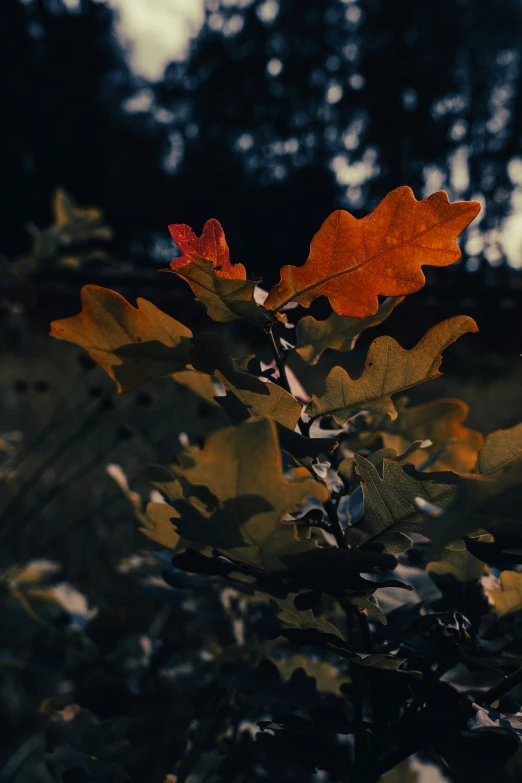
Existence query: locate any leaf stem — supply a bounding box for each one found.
[265,323,291,394]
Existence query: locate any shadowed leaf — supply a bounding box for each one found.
[191,333,302,430]
[376,397,483,474]
[425,420,522,551]
[49,285,192,392]
[169,219,266,325]
[295,296,404,365]
[150,418,329,572]
[345,455,458,551]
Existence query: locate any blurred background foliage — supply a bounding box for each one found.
[3,0,522,279]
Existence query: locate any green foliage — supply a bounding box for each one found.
[5,187,522,782]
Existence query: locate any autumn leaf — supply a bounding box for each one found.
[344,455,459,552]
[424,420,522,551]
[376,397,483,474]
[486,571,522,619]
[170,218,245,278]
[265,187,480,316]
[142,502,181,550]
[147,418,329,572]
[306,316,478,423]
[49,285,192,392]
[295,296,404,365]
[169,218,266,325]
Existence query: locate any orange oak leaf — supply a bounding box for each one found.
[169,218,246,279]
[49,285,192,392]
[264,187,480,317]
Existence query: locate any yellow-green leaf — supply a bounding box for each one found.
[486,571,522,618]
[306,316,478,423]
[295,296,404,365]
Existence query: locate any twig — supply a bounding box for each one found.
[346,607,366,764]
[480,665,522,707]
[265,323,291,394]
[356,607,374,653]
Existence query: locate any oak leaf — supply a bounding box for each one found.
[49,285,192,392]
[148,418,329,573]
[424,420,522,551]
[344,455,458,552]
[169,219,266,325]
[426,545,486,586]
[191,332,302,431]
[306,316,478,423]
[265,187,480,316]
[376,397,483,474]
[295,296,404,365]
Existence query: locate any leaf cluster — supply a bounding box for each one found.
[43,188,522,781]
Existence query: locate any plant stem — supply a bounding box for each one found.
[480,665,522,707]
[265,323,291,394]
[356,607,374,653]
[346,607,365,764]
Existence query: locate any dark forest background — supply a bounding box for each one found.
[4,0,522,278]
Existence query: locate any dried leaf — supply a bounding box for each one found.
[295,296,404,365]
[306,316,478,423]
[50,285,192,392]
[169,219,266,325]
[376,398,483,474]
[265,187,480,316]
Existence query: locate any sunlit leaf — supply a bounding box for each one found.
[306,316,477,423]
[265,187,480,316]
[486,571,522,618]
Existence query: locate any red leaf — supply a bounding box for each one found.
[168,218,246,279]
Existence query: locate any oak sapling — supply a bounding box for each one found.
[50,187,522,781]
